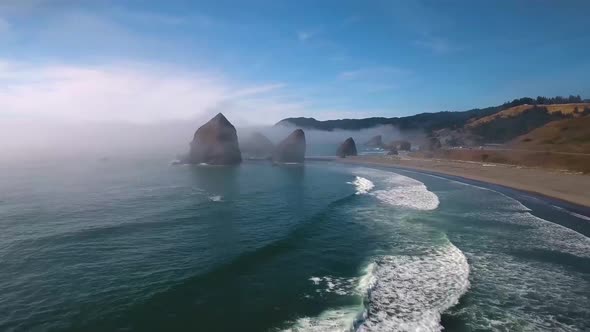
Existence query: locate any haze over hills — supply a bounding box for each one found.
[276,95,590,148]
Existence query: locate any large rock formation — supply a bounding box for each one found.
[241,132,274,159]
[187,113,242,165]
[365,135,383,148]
[272,129,306,163]
[337,137,358,158]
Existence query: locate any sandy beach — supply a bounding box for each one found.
[340,155,590,208]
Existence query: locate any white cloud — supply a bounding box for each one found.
[0,60,300,125]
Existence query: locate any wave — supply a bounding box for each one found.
[348,177,375,195]
[281,264,377,332]
[209,195,223,202]
[280,306,360,332]
[551,204,590,222]
[358,242,470,332]
[352,168,439,211]
[285,242,469,332]
[569,211,590,222]
[308,264,376,298]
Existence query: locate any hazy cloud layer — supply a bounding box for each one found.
[0,60,307,125]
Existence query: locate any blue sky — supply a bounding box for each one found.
[1,0,589,124]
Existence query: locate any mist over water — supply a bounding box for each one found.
[0,116,417,163]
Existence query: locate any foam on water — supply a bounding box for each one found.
[282,264,378,332]
[569,211,590,221]
[358,242,470,332]
[294,243,469,332]
[436,181,590,330]
[462,192,590,258]
[551,205,590,222]
[209,195,223,202]
[454,251,589,331]
[308,270,374,297]
[280,306,360,332]
[399,168,533,212]
[352,168,439,211]
[348,177,375,195]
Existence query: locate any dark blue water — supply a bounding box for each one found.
[0,155,589,331]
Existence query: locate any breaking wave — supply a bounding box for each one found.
[281,306,360,332]
[283,169,463,332]
[348,177,375,195]
[282,264,377,332]
[285,242,469,332]
[358,243,470,332]
[353,168,439,211]
[209,195,223,202]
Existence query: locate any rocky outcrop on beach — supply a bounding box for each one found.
[272,129,306,163]
[365,135,383,148]
[241,132,275,159]
[187,113,242,165]
[337,137,358,158]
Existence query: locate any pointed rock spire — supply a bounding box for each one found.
[272,129,306,163]
[187,113,242,165]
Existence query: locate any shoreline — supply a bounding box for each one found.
[336,155,590,211]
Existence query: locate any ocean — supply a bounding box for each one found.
[0,154,589,331]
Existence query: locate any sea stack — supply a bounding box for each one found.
[187,113,242,165]
[273,129,306,163]
[337,137,358,158]
[365,135,383,148]
[241,132,275,159]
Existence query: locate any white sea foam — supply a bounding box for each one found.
[281,306,360,332]
[352,169,439,210]
[209,195,223,202]
[569,211,590,221]
[458,250,590,331]
[283,269,377,332]
[348,177,375,195]
[399,168,535,212]
[299,245,469,332]
[308,276,360,296]
[552,205,590,222]
[504,210,590,258]
[358,243,470,332]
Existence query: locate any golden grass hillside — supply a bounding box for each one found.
[511,116,590,154]
[466,103,590,128]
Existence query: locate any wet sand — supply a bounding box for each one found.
[339,155,590,208]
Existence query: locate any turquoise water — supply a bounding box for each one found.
[0,155,589,331]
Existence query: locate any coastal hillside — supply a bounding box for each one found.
[466,103,590,128]
[275,106,500,132]
[276,96,590,148]
[511,116,590,154]
[465,103,590,143]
